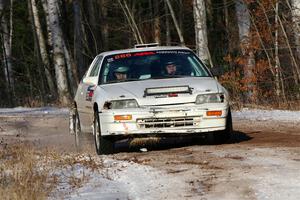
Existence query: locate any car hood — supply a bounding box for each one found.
[99,77,221,106]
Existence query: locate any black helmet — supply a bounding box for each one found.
[165,61,176,66]
[114,66,129,73]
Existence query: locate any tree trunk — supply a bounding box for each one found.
[223,0,229,29]
[193,0,213,67]
[164,0,171,45]
[0,0,14,97]
[123,0,144,44]
[86,0,99,54]
[118,0,144,44]
[47,0,70,105]
[288,0,300,89]
[73,0,84,79]
[148,0,154,42]
[272,2,300,85]
[256,1,286,101]
[41,0,53,49]
[154,0,161,44]
[274,2,281,99]
[178,0,183,33]
[165,0,184,45]
[63,40,78,96]
[28,0,47,104]
[290,0,300,56]
[30,0,56,96]
[98,0,109,51]
[235,0,256,102]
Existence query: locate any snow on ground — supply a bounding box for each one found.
[210,148,300,200]
[232,108,300,122]
[1,107,300,199]
[65,174,128,200]
[247,148,300,200]
[51,162,128,200]
[63,157,197,200]
[0,107,68,116]
[103,158,194,200]
[1,106,300,122]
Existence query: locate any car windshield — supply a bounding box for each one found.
[99,50,211,84]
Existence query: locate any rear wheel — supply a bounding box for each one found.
[93,109,114,155]
[70,107,82,148]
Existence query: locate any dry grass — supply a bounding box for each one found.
[0,142,102,200]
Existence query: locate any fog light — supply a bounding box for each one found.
[114,115,132,121]
[206,110,222,117]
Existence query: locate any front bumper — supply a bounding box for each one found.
[99,104,229,136]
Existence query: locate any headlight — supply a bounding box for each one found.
[110,99,139,109]
[195,93,224,104]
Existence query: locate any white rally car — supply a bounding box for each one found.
[70,44,232,154]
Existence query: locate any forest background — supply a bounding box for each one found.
[1,0,300,108]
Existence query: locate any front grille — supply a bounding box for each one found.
[137,116,198,129]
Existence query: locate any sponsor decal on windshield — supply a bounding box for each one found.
[133,51,155,56]
[156,50,190,54]
[108,50,190,63]
[111,51,156,62]
[114,53,131,60]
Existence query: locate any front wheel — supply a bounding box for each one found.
[207,108,233,144]
[93,110,114,155]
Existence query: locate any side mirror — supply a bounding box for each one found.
[82,76,98,85]
[210,66,224,77]
[82,77,88,84]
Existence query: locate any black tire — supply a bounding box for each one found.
[70,108,82,149]
[93,109,114,155]
[207,108,233,144]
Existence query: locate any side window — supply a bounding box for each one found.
[89,56,103,77]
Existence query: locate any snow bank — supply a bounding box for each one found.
[232,108,300,122]
[0,107,69,116]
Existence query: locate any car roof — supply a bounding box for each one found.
[98,46,192,57]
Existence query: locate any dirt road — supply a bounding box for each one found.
[0,111,299,199]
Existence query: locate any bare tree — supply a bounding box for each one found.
[56,1,79,94]
[270,2,300,86]
[154,0,161,44]
[274,1,281,99]
[98,0,109,51]
[118,0,144,44]
[165,0,184,45]
[41,0,53,49]
[287,0,300,88]
[255,1,286,101]
[47,0,70,105]
[0,0,14,96]
[164,0,171,45]
[235,0,256,102]
[193,0,213,67]
[73,0,84,78]
[63,39,78,96]
[30,0,56,96]
[289,0,300,56]
[85,0,99,54]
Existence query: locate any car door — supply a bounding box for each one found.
[77,56,103,132]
